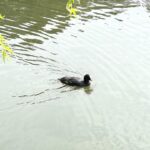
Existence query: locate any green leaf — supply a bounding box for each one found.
[0,14,5,20]
[4,45,13,54]
[66,0,77,16]
[2,50,6,62]
[0,34,14,62]
[70,8,77,15]
[0,35,5,43]
[0,15,14,62]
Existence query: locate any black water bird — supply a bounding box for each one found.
[59,74,92,86]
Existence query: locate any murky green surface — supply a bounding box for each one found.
[0,0,150,149]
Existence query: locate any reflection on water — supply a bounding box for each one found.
[141,0,150,11]
[0,0,139,67]
[56,84,93,94]
[0,0,150,150]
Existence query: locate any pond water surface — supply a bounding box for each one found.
[0,0,150,150]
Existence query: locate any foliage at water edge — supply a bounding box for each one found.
[0,14,13,62]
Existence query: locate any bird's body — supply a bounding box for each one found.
[59,74,91,87]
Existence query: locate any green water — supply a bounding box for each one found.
[0,0,150,149]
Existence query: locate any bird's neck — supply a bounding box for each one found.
[84,80,90,84]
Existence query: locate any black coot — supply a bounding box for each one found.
[59,74,91,86]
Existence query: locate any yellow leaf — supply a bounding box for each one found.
[66,0,78,16]
[70,8,77,15]
[4,45,13,54]
[0,14,5,20]
[0,34,14,62]
[2,50,6,62]
[0,34,5,42]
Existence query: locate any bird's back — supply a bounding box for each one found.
[59,76,83,86]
